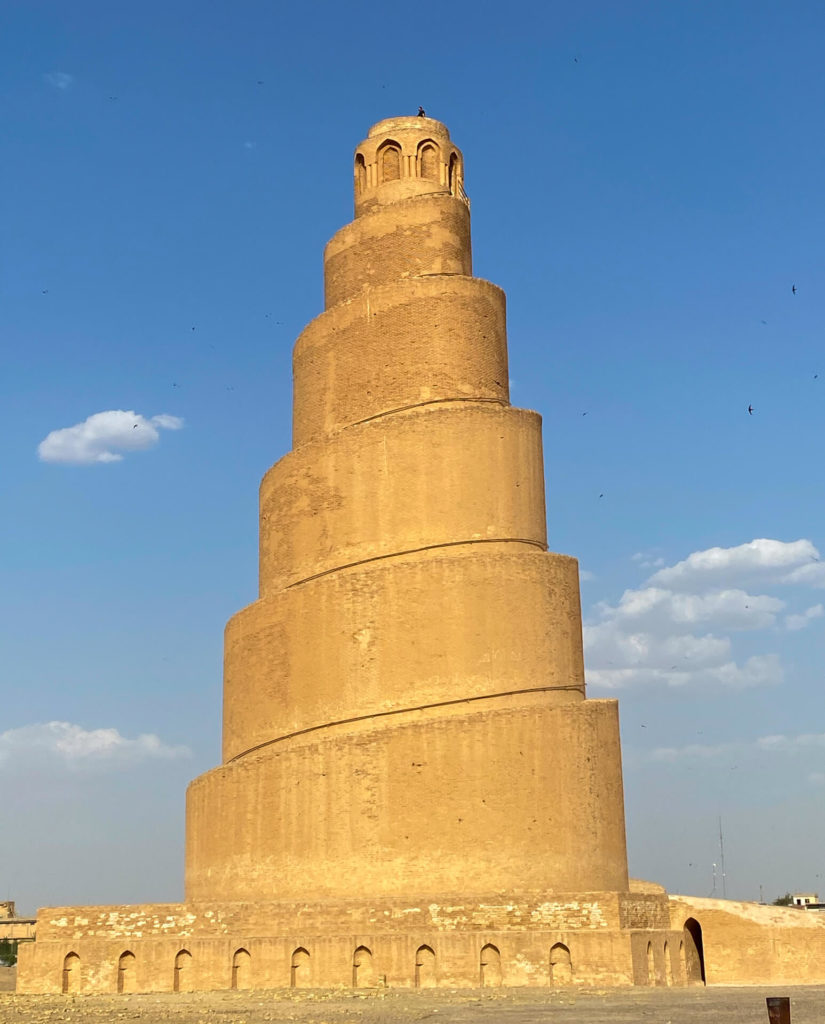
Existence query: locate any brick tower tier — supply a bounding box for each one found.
[184,115,630,903]
[19,119,825,995]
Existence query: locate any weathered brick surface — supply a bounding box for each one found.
[619,894,671,931]
[18,893,641,993]
[669,897,825,986]
[324,195,471,308]
[293,276,507,444]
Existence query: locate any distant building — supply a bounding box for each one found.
[0,901,36,943]
[793,894,825,912]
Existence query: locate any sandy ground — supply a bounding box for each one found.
[0,983,822,1024]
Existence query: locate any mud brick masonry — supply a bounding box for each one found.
[17,116,825,994]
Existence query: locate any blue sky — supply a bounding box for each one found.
[2,0,824,916]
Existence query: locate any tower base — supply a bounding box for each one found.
[16,891,825,993]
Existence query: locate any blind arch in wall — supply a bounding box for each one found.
[62,952,80,994]
[117,950,136,994]
[418,142,439,181]
[379,142,401,182]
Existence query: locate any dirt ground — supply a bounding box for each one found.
[0,982,822,1024]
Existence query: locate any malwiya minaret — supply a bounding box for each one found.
[19,118,825,994]
[185,113,630,906]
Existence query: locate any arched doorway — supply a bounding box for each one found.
[61,952,80,994]
[231,948,251,990]
[117,951,136,994]
[352,945,374,987]
[415,944,436,988]
[173,949,192,992]
[291,947,310,988]
[683,918,706,985]
[480,943,502,987]
[664,941,673,986]
[646,941,655,985]
[549,942,572,985]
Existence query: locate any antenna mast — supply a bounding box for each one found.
[719,816,727,899]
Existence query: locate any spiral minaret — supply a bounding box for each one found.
[185,116,630,902]
[21,119,819,997]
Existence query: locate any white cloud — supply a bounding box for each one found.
[148,413,183,431]
[585,619,730,671]
[587,668,682,690]
[0,722,190,766]
[584,592,782,691]
[596,586,783,632]
[781,562,825,587]
[44,71,73,90]
[785,604,825,631]
[708,653,783,689]
[756,732,825,752]
[651,741,740,762]
[586,655,781,692]
[38,410,183,465]
[648,538,819,591]
[582,538,824,693]
[650,729,825,762]
[632,551,665,569]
